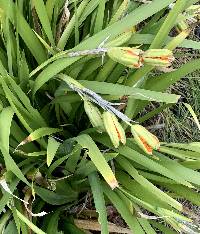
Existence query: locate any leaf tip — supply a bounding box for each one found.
[108,177,119,190]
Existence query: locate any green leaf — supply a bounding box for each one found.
[18,52,29,90]
[0,211,11,233]
[34,185,76,205]
[47,137,60,167]
[11,207,21,234]
[46,210,61,234]
[57,0,89,50]
[0,107,14,152]
[45,0,57,21]
[109,0,129,25]
[0,107,29,185]
[32,0,55,46]
[6,75,46,127]
[159,146,200,160]
[33,30,56,55]
[5,14,13,76]
[102,182,145,234]
[65,144,81,173]
[117,171,171,210]
[16,210,45,234]
[138,219,157,234]
[162,142,200,153]
[95,59,116,82]
[136,103,173,123]
[4,220,18,234]
[0,59,7,76]
[150,0,188,49]
[76,153,118,177]
[1,78,33,133]
[117,157,182,211]
[19,127,61,146]
[80,80,180,103]
[160,183,200,206]
[150,221,177,234]
[154,151,200,187]
[94,0,106,33]
[181,160,200,170]
[88,172,108,234]
[48,154,70,175]
[63,222,85,234]
[119,187,189,231]
[32,57,79,96]
[76,134,118,189]
[130,33,200,50]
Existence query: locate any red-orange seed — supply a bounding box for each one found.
[139,136,153,153]
[114,125,121,140]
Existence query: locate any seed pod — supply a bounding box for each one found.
[103,111,126,148]
[141,49,174,67]
[107,47,142,68]
[84,100,105,132]
[131,124,160,155]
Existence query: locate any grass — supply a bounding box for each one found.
[163,77,200,143]
[157,27,200,143]
[141,68,200,144]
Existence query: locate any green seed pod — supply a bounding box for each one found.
[131,124,160,155]
[103,111,126,148]
[142,49,174,67]
[107,47,142,68]
[84,100,105,132]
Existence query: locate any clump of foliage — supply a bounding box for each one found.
[0,0,200,233]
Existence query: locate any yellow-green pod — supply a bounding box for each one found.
[103,111,126,148]
[131,124,160,155]
[142,49,174,67]
[84,100,105,133]
[107,47,142,68]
